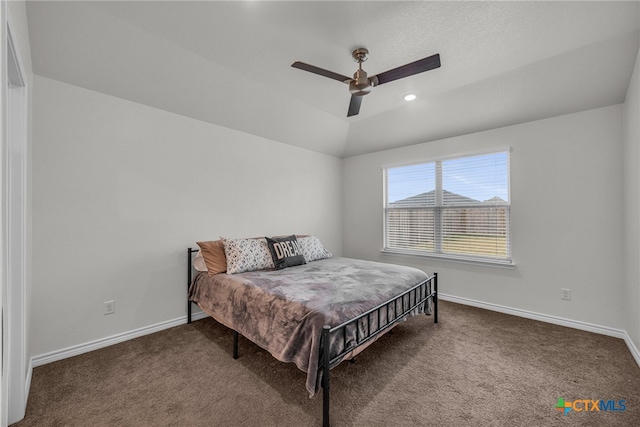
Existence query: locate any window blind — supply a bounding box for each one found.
[384,151,511,264]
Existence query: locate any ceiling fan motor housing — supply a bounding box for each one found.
[349,69,373,96]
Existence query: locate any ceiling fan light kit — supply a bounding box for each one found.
[292,47,440,117]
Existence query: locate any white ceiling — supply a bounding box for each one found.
[26,1,640,158]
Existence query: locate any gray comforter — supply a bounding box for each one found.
[189,257,431,396]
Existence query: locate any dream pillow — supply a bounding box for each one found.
[266,235,307,270]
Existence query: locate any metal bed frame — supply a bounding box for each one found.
[186,248,438,427]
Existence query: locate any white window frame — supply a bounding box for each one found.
[382,150,513,267]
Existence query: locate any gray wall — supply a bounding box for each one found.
[623,47,640,352]
[343,105,625,330]
[31,76,343,357]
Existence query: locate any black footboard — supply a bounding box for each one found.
[320,273,437,427]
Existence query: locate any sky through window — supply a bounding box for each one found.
[387,152,509,204]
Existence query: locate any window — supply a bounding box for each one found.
[383,151,511,265]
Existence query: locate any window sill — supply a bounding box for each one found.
[380,249,516,269]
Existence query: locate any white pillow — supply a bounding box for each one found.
[221,237,275,274]
[193,250,208,272]
[298,235,332,262]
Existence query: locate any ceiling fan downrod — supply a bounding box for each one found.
[349,48,374,96]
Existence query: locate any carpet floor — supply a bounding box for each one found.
[12,301,640,426]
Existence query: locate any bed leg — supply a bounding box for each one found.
[433,272,438,324]
[322,325,331,427]
[233,331,239,359]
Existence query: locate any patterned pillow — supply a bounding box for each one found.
[266,235,307,270]
[221,237,275,274]
[298,235,332,262]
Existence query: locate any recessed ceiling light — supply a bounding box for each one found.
[404,94,417,101]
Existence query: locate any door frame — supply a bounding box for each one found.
[2,7,28,426]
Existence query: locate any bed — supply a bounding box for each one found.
[186,244,437,427]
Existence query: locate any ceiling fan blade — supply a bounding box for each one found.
[372,53,441,86]
[291,61,351,83]
[347,95,363,117]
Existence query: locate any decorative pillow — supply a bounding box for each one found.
[196,240,227,275]
[298,235,332,262]
[221,237,275,274]
[266,235,307,270]
[193,250,208,272]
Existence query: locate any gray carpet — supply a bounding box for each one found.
[12,301,640,426]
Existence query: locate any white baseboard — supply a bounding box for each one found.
[31,310,209,368]
[439,293,640,368]
[622,331,640,368]
[31,297,640,371]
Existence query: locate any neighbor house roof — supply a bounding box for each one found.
[390,190,507,207]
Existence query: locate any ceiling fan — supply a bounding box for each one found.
[291,48,441,117]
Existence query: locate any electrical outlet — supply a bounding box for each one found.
[561,288,571,301]
[104,300,115,315]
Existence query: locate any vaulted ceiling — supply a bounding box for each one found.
[27,1,640,158]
